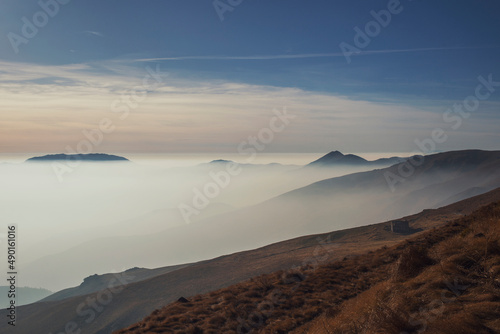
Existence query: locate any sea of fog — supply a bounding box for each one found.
[0,153,409,291]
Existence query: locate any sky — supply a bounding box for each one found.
[1,0,499,155]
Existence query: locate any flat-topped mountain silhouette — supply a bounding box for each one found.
[26,153,129,162]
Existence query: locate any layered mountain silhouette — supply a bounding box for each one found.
[41,264,190,303]
[4,149,500,334]
[16,150,500,291]
[26,153,129,162]
[4,186,500,334]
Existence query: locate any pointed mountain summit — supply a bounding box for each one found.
[307,151,407,167]
[307,151,368,166]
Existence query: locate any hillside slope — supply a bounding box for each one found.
[3,187,500,334]
[116,200,500,334]
[41,264,191,302]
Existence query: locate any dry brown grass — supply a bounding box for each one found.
[303,201,500,334]
[116,202,500,334]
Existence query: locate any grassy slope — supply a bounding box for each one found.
[301,202,500,334]
[116,192,500,333]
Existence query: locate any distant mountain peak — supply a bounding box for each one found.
[326,150,344,157]
[308,151,367,166]
[209,159,234,164]
[306,151,409,168]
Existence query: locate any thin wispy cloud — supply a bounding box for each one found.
[83,30,105,38]
[0,59,449,154]
[133,46,494,62]
[0,59,498,154]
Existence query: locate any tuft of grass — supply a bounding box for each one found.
[392,244,434,281]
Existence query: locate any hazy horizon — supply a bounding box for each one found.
[3,154,394,290]
[1,0,499,321]
[0,151,421,165]
[2,149,499,292]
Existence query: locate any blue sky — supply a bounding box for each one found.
[1,0,499,154]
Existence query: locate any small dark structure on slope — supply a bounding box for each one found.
[390,220,410,234]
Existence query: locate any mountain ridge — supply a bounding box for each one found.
[40,264,191,303]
